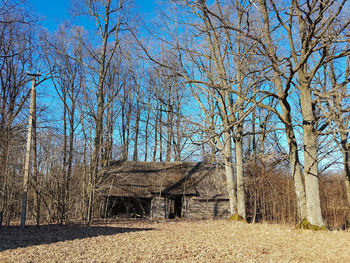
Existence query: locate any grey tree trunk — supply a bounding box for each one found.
[300,84,324,226]
[234,3,246,219]
[224,132,237,215]
[277,76,307,221]
[235,137,246,219]
[288,138,307,221]
[166,95,173,162]
[144,102,150,162]
[132,101,141,162]
[153,100,159,162]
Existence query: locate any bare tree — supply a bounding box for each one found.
[43,25,86,223]
[140,0,267,218]
[316,55,350,206]
[74,0,129,223]
[0,0,37,225]
[255,0,350,227]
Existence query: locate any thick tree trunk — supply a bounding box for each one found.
[275,77,307,222]
[300,84,324,226]
[288,139,307,221]
[235,136,246,219]
[224,132,237,215]
[233,3,246,219]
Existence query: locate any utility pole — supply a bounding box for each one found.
[20,72,41,229]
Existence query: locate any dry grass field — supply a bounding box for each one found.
[1,220,350,263]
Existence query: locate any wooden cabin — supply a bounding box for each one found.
[97,161,230,220]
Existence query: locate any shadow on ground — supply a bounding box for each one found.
[0,223,154,251]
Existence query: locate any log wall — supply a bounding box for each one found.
[150,196,167,219]
[182,197,230,220]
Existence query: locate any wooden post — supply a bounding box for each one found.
[20,73,40,229]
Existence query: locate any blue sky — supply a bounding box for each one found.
[29,0,156,31]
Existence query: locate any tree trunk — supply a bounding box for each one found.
[166,98,173,162]
[152,101,159,162]
[133,99,141,161]
[300,84,324,226]
[275,79,307,222]
[60,91,67,224]
[88,37,108,224]
[33,88,40,226]
[289,139,307,220]
[159,104,163,162]
[233,1,246,219]
[65,100,75,223]
[235,136,246,219]
[340,133,350,207]
[224,132,237,215]
[144,104,150,162]
[0,133,10,224]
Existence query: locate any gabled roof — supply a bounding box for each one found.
[98,161,228,199]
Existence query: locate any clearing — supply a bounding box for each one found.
[1,220,350,262]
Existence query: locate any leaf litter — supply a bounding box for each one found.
[1,220,350,262]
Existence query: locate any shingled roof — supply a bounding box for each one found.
[98,161,228,200]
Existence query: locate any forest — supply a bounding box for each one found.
[0,0,349,230]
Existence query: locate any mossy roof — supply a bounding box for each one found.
[98,161,228,199]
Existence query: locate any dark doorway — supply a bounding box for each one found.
[104,196,151,218]
[168,196,183,219]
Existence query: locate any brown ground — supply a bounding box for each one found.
[1,220,350,263]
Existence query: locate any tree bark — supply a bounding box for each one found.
[235,136,246,219]
[300,82,324,226]
[32,86,40,226]
[224,132,237,215]
[133,97,141,162]
[144,103,150,161]
[340,134,350,207]
[88,21,109,223]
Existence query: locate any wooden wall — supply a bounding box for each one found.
[150,196,230,220]
[182,197,230,220]
[150,196,166,219]
[101,195,231,220]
